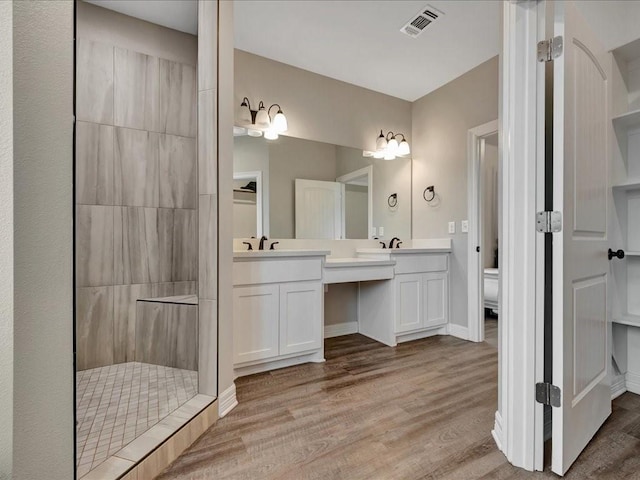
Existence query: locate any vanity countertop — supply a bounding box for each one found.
[233,249,331,259]
[356,247,452,255]
[324,257,396,268]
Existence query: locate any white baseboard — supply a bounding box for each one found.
[611,374,627,400]
[448,323,469,340]
[491,411,503,452]
[626,371,640,395]
[324,321,358,339]
[218,383,238,418]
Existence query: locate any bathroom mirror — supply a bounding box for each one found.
[233,132,412,240]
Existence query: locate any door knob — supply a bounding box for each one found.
[608,248,625,260]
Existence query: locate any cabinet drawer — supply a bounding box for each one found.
[234,257,323,285]
[393,254,448,274]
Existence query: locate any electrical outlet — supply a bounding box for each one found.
[461,220,469,233]
[379,226,385,236]
[448,221,456,234]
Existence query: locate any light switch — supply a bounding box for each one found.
[379,226,385,236]
[461,220,469,233]
[448,221,456,234]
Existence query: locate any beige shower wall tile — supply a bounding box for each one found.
[158,134,196,209]
[76,122,114,205]
[159,59,197,137]
[114,127,159,207]
[76,205,114,287]
[76,286,114,370]
[172,209,197,282]
[114,47,160,132]
[77,39,114,124]
[114,207,173,285]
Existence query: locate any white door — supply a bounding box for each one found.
[551,1,611,474]
[295,179,344,239]
[233,285,280,364]
[279,281,322,355]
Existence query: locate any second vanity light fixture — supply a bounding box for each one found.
[238,97,288,140]
[364,130,411,160]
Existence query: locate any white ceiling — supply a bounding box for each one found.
[234,1,501,101]
[87,0,501,102]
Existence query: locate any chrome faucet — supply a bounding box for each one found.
[259,236,268,250]
[389,237,401,248]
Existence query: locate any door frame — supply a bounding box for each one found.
[337,165,373,239]
[495,0,547,472]
[467,119,499,343]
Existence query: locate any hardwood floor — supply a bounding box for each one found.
[158,333,640,480]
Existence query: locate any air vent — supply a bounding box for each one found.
[400,5,444,38]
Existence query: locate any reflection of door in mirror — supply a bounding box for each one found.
[295,179,344,239]
[233,171,264,238]
[337,166,373,239]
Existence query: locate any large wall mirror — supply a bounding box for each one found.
[233,133,412,240]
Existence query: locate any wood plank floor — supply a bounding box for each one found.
[158,330,640,480]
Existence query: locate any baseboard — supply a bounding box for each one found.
[218,383,238,418]
[626,371,640,395]
[448,323,469,341]
[611,374,627,400]
[324,321,358,338]
[491,411,503,452]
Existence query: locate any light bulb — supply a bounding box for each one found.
[272,110,288,133]
[247,129,263,137]
[387,137,399,155]
[398,139,410,156]
[239,100,252,125]
[264,128,278,140]
[255,106,270,128]
[376,130,387,151]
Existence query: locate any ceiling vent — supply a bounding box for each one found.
[400,5,444,38]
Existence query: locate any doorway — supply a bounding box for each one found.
[467,119,499,344]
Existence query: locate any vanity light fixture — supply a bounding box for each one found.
[238,97,288,140]
[371,130,411,160]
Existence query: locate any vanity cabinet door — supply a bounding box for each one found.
[279,281,322,356]
[233,284,280,364]
[422,272,448,329]
[394,273,424,333]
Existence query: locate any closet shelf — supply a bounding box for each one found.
[612,108,640,132]
[613,314,640,328]
[612,179,640,191]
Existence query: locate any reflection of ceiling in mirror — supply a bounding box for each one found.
[84,0,198,35]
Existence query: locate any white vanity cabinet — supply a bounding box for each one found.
[232,251,328,377]
[395,271,448,333]
[357,249,450,346]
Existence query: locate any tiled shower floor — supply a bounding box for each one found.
[76,362,197,478]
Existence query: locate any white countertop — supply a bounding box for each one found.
[233,249,331,258]
[356,247,451,254]
[324,257,396,268]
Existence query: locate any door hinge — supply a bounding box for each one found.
[537,36,563,62]
[536,382,561,407]
[536,211,562,233]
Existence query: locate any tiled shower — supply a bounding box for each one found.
[75,3,199,477]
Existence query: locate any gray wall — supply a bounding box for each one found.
[412,56,499,327]
[12,1,74,478]
[235,49,412,152]
[0,1,12,477]
[76,2,198,370]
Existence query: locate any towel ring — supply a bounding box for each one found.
[387,193,398,208]
[423,186,436,203]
